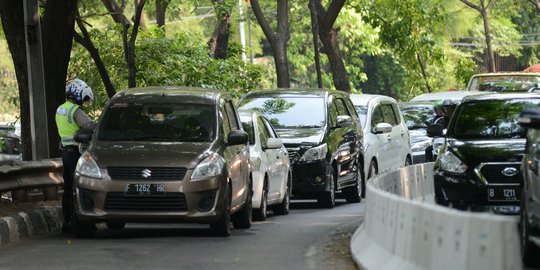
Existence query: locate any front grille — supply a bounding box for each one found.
[479,163,521,184]
[105,192,188,211]
[107,167,187,180]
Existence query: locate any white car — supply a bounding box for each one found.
[239,110,291,221]
[350,94,412,196]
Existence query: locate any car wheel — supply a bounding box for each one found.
[253,184,268,221]
[232,181,253,229]
[317,168,335,209]
[520,194,540,267]
[344,162,362,203]
[72,215,97,238]
[210,184,231,237]
[272,177,290,215]
[106,222,126,230]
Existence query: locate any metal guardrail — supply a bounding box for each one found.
[0,158,63,201]
[350,163,521,270]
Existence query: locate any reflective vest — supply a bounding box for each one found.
[55,101,80,146]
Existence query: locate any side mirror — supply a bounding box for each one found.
[373,123,392,134]
[427,124,445,137]
[74,128,94,144]
[228,130,248,146]
[266,138,283,149]
[519,109,540,129]
[336,115,353,128]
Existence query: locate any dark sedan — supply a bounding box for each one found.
[433,93,540,214]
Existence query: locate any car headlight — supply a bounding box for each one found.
[191,153,225,180]
[299,143,328,162]
[76,152,102,179]
[439,150,467,173]
[411,139,431,152]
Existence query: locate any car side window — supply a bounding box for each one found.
[219,104,231,137]
[344,98,359,118]
[224,100,240,130]
[329,100,339,127]
[381,104,398,126]
[335,98,351,116]
[257,117,269,148]
[262,118,278,138]
[371,105,384,127]
[391,103,402,125]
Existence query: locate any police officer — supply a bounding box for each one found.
[55,79,96,233]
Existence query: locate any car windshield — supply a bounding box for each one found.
[450,98,540,140]
[238,96,326,129]
[469,75,540,92]
[354,106,367,128]
[399,103,435,129]
[98,103,215,142]
[239,115,255,145]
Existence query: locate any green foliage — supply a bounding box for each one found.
[0,31,19,118]
[69,26,271,115]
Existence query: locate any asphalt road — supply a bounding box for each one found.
[0,198,363,270]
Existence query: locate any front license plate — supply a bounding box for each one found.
[124,183,166,196]
[487,186,520,202]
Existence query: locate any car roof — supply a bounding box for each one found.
[461,92,540,102]
[349,94,397,106]
[470,72,540,78]
[111,86,226,104]
[399,101,434,107]
[409,91,484,102]
[240,88,348,99]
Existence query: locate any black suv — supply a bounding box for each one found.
[518,108,540,266]
[433,93,540,213]
[238,89,364,208]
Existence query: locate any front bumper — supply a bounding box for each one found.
[434,170,520,209]
[291,159,331,198]
[74,172,228,224]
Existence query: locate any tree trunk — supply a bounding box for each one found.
[0,1,32,160]
[250,0,290,88]
[309,0,323,88]
[209,0,232,60]
[42,0,79,157]
[156,0,168,27]
[319,28,349,92]
[416,52,432,93]
[481,9,496,72]
[124,0,146,88]
[74,17,116,98]
[134,0,146,28]
[316,0,350,93]
[101,0,131,25]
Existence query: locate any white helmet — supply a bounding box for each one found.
[66,78,94,105]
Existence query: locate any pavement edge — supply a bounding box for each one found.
[0,206,62,246]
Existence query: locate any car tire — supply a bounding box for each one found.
[317,168,335,209]
[72,215,97,238]
[520,195,540,267]
[210,184,231,237]
[232,181,253,229]
[272,177,290,215]
[253,184,268,221]
[106,222,126,230]
[344,162,362,203]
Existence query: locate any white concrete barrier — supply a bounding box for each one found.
[351,163,522,270]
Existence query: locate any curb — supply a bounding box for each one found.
[0,206,63,246]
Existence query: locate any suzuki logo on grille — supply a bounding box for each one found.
[141,169,152,178]
[501,167,518,177]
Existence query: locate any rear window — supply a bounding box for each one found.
[98,103,215,142]
[449,99,540,139]
[399,104,435,129]
[238,96,326,129]
[469,75,540,92]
